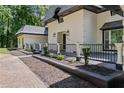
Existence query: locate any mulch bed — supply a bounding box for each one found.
[76,65,117,76]
[45,56,118,76]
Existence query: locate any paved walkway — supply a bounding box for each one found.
[0,53,46,88]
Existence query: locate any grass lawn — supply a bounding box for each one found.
[0,48,9,54]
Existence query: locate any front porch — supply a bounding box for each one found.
[24,43,119,64]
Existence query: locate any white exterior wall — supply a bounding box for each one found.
[47,9,124,45]
[83,9,97,44]
[17,34,48,49]
[48,9,84,44]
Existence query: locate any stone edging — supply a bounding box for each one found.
[33,55,124,88]
[19,50,33,55]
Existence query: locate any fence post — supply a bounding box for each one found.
[24,43,26,50]
[39,43,42,51]
[33,43,35,50]
[76,42,81,61]
[115,43,123,70]
[29,43,31,50]
[57,43,60,54]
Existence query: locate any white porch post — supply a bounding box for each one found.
[76,42,81,61]
[24,43,26,50]
[57,43,60,54]
[115,43,123,70]
[45,43,48,47]
[29,43,31,50]
[33,43,35,50]
[122,19,124,70]
[39,43,42,51]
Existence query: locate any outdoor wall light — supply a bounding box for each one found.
[53,32,56,37]
[66,30,70,36]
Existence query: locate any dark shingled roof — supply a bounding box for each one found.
[100,20,123,30]
[43,5,124,24]
[43,5,76,23]
[16,25,48,35]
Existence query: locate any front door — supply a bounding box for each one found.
[63,34,66,50]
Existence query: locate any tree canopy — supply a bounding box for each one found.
[0,5,48,48]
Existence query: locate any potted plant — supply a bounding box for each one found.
[82,48,90,66]
[50,53,54,58]
[57,53,64,60]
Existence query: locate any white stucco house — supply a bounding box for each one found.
[43,5,124,52]
[16,25,48,49]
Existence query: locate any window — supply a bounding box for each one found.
[103,29,123,50]
[111,29,123,43]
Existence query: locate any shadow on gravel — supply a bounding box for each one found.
[49,76,96,88]
[10,50,27,56]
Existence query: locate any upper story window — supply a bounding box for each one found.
[110,11,116,16]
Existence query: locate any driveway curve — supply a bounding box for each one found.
[0,53,46,88]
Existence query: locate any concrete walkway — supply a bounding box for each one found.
[0,53,46,88]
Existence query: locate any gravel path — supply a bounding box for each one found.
[10,50,96,88]
[10,50,27,56]
[20,56,96,88]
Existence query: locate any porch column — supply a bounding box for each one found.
[122,20,124,43]
[45,43,48,47]
[122,20,124,70]
[57,43,60,54]
[115,43,123,70]
[29,43,31,50]
[33,43,35,50]
[39,43,42,51]
[76,42,81,61]
[24,43,26,50]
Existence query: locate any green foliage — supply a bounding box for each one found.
[0,5,49,48]
[50,53,54,58]
[111,29,123,43]
[57,54,64,60]
[43,46,48,56]
[82,48,90,66]
[0,48,9,54]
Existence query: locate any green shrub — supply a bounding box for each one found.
[43,46,48,56]
[57,54,64,60]
[50,53,54,58]
[82,48,90,66]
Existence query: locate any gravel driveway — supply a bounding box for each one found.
[10,50,96,88]
[20,56,96,88]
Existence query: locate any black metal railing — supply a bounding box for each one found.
[60,44,76,57]
[80,44,117,63]
[25,43,30,50]
[48,43,58,54]
[34,43,40,50]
